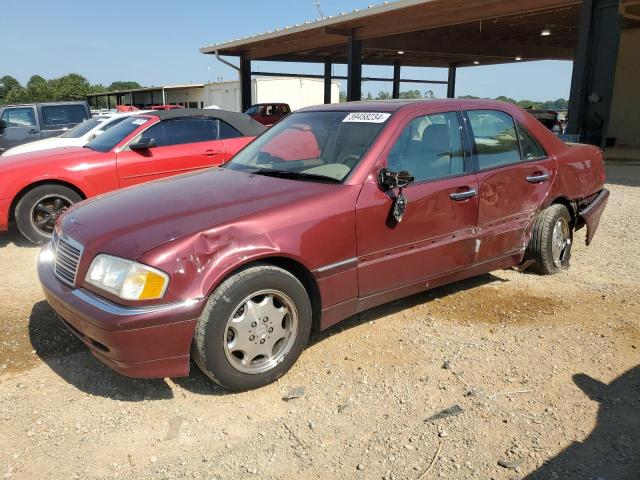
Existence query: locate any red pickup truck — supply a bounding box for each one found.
[0,109,264,243]
[38,99,608,391]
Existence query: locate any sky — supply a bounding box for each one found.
[2,0,573,101]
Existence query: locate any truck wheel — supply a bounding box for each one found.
[15,185,82,245]
[526,204,573,275]
[193,264,312,391]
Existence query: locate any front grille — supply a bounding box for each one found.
[52,230,83,287]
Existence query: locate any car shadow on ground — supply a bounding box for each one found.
[525,364,640,479]
[308,272,507,348]
[29,273,505,400]
[605,163,640,187]
[0,225,38,249]
[29,301,175,401]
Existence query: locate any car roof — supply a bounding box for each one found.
[147,108,266,136]
[3,101,88,108]
[296,98,515,114]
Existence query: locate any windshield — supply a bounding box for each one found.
[60,117,108,138]
[226,111,389,182]
[84,116,152,153]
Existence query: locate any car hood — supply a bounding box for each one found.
[0,146,97,167]
[2,138,83,156]
[60,168,342,260]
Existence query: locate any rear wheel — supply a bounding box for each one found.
[193,264,312,391]
[14,185,82,245]
[526,204,573,275]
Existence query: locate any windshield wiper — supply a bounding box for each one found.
[251,168,341,183]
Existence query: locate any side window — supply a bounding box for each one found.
[517,122,546,160]
[245,106,258,115]
[467,110,520,170]
[218,120,242,139]
[139,117,218,147]
[41,105,87,130]
[1,107,37,128]
[387,111,465,182]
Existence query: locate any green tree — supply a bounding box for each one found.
[376,91,391,100]
[339,91,347,103]
[0,75,22,104]
[26,75,51,102]
[48,73,93,101]
[365,92,373,100]
[108,81,142,91]
[399,89,422,99]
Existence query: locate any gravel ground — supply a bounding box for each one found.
[0,165,638,480]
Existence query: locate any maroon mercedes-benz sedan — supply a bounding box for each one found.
[38,99,608,391]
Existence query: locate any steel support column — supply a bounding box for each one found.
[347,36,362,101]
[324,60,332,104]
[392,61,401,99]
[240,53,252,112]
[447,63,457,99]
[567,0,621,146]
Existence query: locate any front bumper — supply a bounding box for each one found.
[578,188,610,246]
[37,245,206,378]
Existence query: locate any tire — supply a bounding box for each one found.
[193,264,312,391]
[15,184,82,245]
[526,204,573,275]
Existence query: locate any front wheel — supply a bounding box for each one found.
[192,264,312,391]
[14,184,82,245]
[525,204,573,275]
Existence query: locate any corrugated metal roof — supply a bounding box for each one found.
[199,0,430,54]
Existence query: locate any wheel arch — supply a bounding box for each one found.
[205,255,323,332]
[549,196,578,225]
[9,180,87,222]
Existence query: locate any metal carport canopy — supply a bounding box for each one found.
[200,0,580,67]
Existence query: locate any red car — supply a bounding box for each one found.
[38,99,608,391]
[0,109,264,244]
[245,103,291,127]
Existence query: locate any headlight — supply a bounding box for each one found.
[85,254,169,301]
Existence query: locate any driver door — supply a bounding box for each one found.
[356,110,479,297]
[116,117,227,188]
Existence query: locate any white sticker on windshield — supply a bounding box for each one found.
[131,118,148,125]
[342,112,391,123]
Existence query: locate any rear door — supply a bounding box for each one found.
[116,116,227,187]
[0,106,41,153]
[39,104,90,138]
[356,109,479,297]
[465,109,557,263]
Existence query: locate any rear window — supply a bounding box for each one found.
[41,105,88,130]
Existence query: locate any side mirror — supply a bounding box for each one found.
[129,137,156,150]
[378,168,415,190]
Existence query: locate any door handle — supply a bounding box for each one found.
[205,149,222,156]
[526,173,550,183]
[28,129,39,134]
[450,189,477,201]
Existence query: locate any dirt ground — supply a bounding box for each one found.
[0,165,638,480]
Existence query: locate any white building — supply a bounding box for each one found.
[88,77,341,113]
